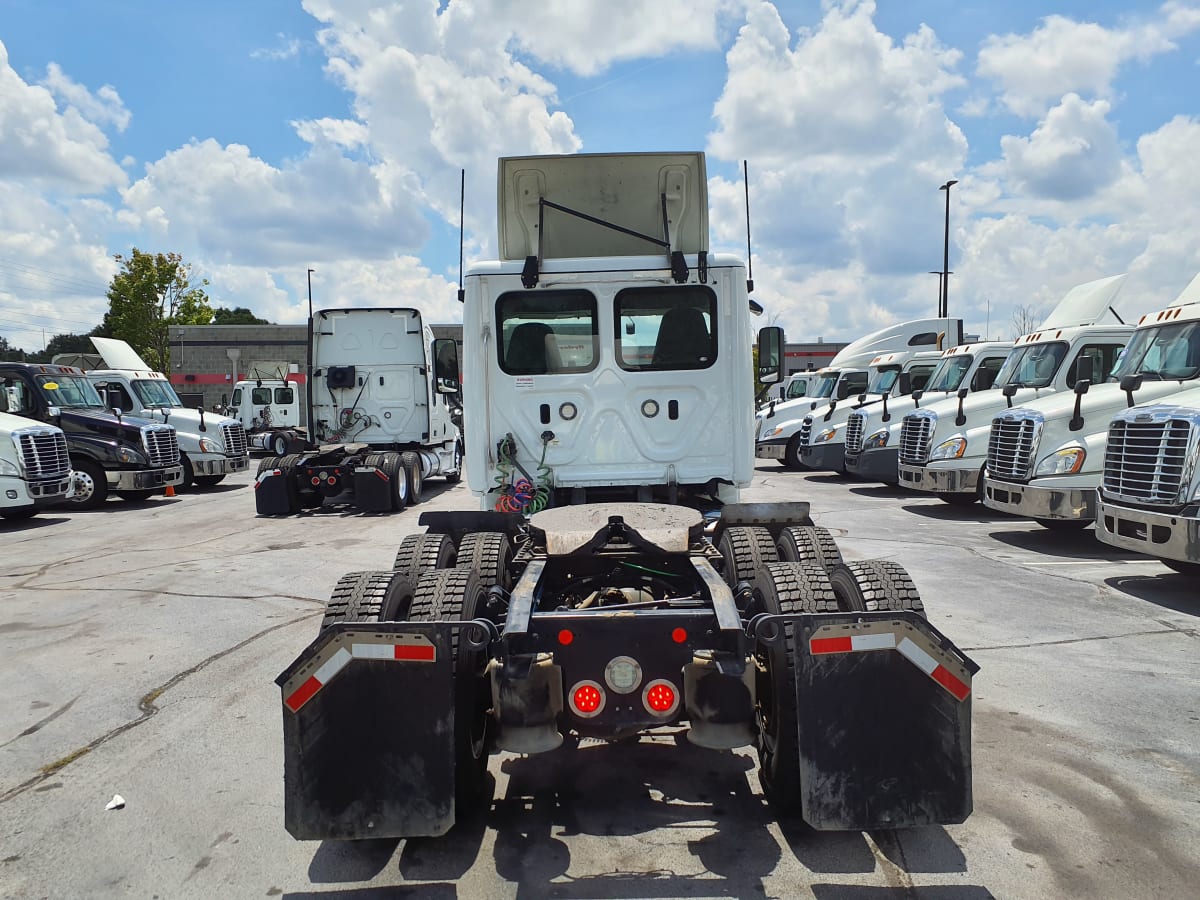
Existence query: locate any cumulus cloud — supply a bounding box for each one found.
[0,41,128,192]
[251,34,303,61]
[977,3,1200,117]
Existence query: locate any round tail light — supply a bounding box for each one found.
[569,680,605,718]
[642,679,679,717]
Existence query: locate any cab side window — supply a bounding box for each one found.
[971,357,1006,391]
[1,376,32,414]
[275,387,294,405]
[252,388,272,405]
[1067,343,1126,386]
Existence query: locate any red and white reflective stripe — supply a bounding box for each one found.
[255,468,282,485]
[897,637,970,701]
[810,633,896,654]
[808,629,971,701]
[284,640,437,712]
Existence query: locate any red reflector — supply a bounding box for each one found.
[671,627,687,644]
[645,682,676,712]
[932,665,971,700]
[558,629,574,646]
[573,684,601,713]
[394,644,436,662]
[375,470,390,482]
[284,676,321,712]
[810,636,854,655]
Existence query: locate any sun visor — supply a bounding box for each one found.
[1037,274,1127,329]
[498,153,709,261]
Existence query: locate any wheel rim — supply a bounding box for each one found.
[274,436,287,456]
[71,470,95,504]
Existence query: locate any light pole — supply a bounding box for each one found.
[929,271,944,315]
[939,179,958,318]
[305,268,315,433]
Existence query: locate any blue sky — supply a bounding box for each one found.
[1,0,1199,351]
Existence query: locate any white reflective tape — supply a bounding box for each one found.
[352,643,394,660]
[313,647,352,684]
[897,637,937,675]
[851,633,897,651]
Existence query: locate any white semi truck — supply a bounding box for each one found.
[254,308,463,514]
[843,339,1014,484]
[0,408,73,520]
[223,378,305,456]
[983,272,1200,530]
[273,152,977,843]
[896,275,1131,504]
[1094,392,1200,575]
[82,338,250,489]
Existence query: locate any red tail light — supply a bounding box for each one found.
[311,477,321,486]
[671,627,687,643]
[569,680,605,718]
[642,680,679,717]
[557,629,574,646]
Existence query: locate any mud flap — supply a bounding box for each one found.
[771,611,977,830]
[255,467,292,515]
[353,465,392,512]
[276,623,457,840]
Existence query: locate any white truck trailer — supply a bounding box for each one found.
[82,338,250,488]
[896,275,1131,504]
[273,152,977,842]
[983,272,1200,530]
[254,308,463,514]
[0,408,73,520]
[842,340,1014,484]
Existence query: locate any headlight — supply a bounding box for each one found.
[864,429,889,450]
[117,446,147,465]
[930,437,967,461]
[815,427,838,443]
[1035,447,1086,476]
[762,423,792,438]
[0,457,20,477]
[198,438,221,453]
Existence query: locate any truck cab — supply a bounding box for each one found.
[896,274,1131,503]
[842,340,1014,484]
[225,378,304,456]
[0,406,73,520]
[983,272,1200,529]
[0,362,183,509]
[83,337,250,488]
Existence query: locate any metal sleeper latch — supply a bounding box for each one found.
[521,255,539,289]
[670,251,689,284]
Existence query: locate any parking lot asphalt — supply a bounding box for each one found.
[1,462,1197,899]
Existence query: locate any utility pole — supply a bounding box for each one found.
[939,179,958,318]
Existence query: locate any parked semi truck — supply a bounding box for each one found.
[255,308,463,515]
[223,378,305,456]
[1094,393,1200,575]
[896,275,1131,504]
[275,152,976,842]
[0,362,182,509]
[80,338,250,489]
[843,340,1014,484]
[983,272,1200,530]
[0,406,72,520]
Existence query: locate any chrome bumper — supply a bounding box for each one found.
[1095,498,1200,565]
[982,478,1096,521]
[844,448,899,483]
[111,465,185,491]
[755,439,788,460]
[191,454,250,476]
[3,475,73,508]
[798,442,844,472]
[898,463,979,495]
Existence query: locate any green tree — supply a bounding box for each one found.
[211,306,269,325]
[0,335,28,362]
[104,249,212,371]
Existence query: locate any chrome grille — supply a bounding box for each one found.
[844,411,866,454]
[1103,412,1196,505]
[13,428,70,479]
[220,422,249,457]
[141,425,181,467]
[899,411,937,465]
[987,412,1041,481]
[798,416,813,447]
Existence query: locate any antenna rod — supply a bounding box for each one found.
[305,268,315,446]
[743,160,754,293]
[457,169,466,303]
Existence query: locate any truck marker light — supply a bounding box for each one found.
[570,681,605,717]
[671,627,687,643]
[558,629,574,645]
[808,628,971,701]
[642,680,679,716]
[604,656,643,693]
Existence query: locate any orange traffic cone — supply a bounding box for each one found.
[165,484,176,498]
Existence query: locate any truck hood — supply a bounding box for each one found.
[58,408,166,441]
[1006,379,1199,433]
[0,410,47,434]
[853,389,990,433]
[139,405,237,435]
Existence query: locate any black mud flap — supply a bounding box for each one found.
[353,464,392,512]
[774,611,977,830]
[276,623,457,840]
[255,466,292,516]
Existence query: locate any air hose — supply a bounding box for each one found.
[493,433,553,515]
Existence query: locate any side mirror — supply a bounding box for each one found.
[897,372,912,395]
[433,338,461,394]
[757,326,785,385]
[1002,384,1018,398]
[957,387,969,399]
[1120,373,1142,408]
[1074,356,1095,387]
[48,405,62,419]
[1074,379,1091,396]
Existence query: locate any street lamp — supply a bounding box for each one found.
[939,179,958,318]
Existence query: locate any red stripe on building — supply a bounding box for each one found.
[809,636,854,655]
[931,666,971,700]
[394,644,436,662]
[284,676,322,712]
[170,373,307,386]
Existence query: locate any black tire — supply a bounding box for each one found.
[271,432,289,457]
[1162,560,1200,576]
[717,525,779,588]
[274,453,303,514]
[401,451,424,504]
[393,532,457,582]
[366,452,407,512]
[321,570,417,631]
[1035,518,1090,532]
[408,568,490,811]
[827,560,925,615]
[781,434,804,470]
[117,490,155,502]
[456,531,513,591]
[753,562,837,812]
[256,455,279,477]
[67,459,108,510]
[180,455,196,490]
[443,441,463,484]
[193,474,226,488]
[0,508,37,521]
[776,525,844,571]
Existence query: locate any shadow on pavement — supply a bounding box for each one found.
[1103,573,1200,616]
[0,514,69,531]
[900,503,1010,524]
[811,887,995,899]
[986,528,1145,562]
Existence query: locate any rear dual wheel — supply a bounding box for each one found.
[322,570,417,631]
[718,526,778,589]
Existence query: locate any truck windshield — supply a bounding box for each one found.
[1112,321,1200,382]
[994,342,1068,389]
[865,366,901,395]
[810,373,838,398]
[133,379,183,408]
[924,355,973,392]
[36,374,105,409]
